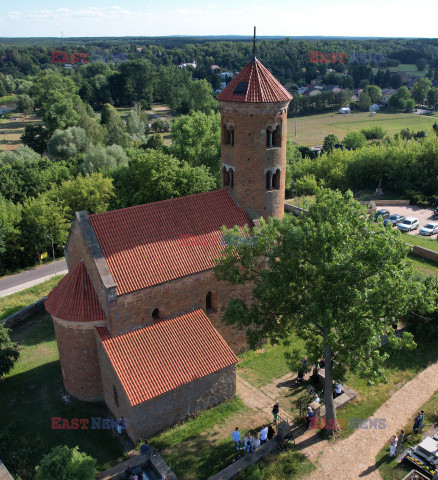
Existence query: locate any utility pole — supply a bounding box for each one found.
[47,234,57,276]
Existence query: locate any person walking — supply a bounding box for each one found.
[232,427,242,450]
[117,417,125,435]
[252,432,261,451]
[272,401,279,423]
[243,432,253,453]
[140,440,150,454]
[413,411,422,433]
[397,429,405,453]
[389,433,398,457]
[419,410,425,432]
[334,383,342,398]
[260,425,269,444]
[306,406,315,430]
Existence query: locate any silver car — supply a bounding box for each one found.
[398,217,419,232]
[419,222,438,236]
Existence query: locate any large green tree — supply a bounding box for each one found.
[411,78,432,105]
[35,445,97,480]
[47,127,87,160]
[215,189,435,432]
[169,111,220,173]
[21,124,51,155]
[110,148,216,209]
[0,325,19,378]
[343,131,367,149]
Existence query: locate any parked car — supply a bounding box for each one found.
[419,222,438,236]
[398,217,419,232]
[374,209,390,221]
[384,214,405,227]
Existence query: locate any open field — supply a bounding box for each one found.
[288,111,437,146]
[0,112,42,151]
[372,63,427,78]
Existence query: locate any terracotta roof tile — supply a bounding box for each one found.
[217,58,292,103]
[88,189,252,295]
[45,261,106,322]
[96,309,237,406]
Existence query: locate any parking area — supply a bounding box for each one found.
[377,205,436,235]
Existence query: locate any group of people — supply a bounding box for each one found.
[231,424,276,454]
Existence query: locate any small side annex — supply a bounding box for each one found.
[95,309,238,441]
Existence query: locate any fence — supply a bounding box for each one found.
[0,297,46,329]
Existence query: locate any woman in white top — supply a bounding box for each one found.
[244,432,252,453]
[252,432,261,451]
[389,434,398,457]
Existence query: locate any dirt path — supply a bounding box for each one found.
[237,361,438,480]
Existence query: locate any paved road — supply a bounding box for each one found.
[0,259,67,298]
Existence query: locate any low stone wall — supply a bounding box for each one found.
[207,422,290,480]
[311,368,357,417]
[412,245,438,264]
[0,459,14,480]
[373,200,410,206]
[284,203,309,216]
[96,448,177,480]
[0,297,46,329]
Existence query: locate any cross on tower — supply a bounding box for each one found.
[253,26,256,59]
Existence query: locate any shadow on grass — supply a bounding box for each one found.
[10,312,55,347]
[0,360,123,479]
[359,452,393,477]
[383,336,438,373]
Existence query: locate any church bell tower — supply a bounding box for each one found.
[216,30,292,220]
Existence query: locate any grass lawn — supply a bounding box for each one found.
[288,111,436,146]
[0,312,124,480]
[237,448,315,480]
[376,389,438,480]
[0,275,64,320]
[238,333,438,440]
[0,94,17,104]
[285,196,315,210]
[372,64,427,78]
[407,252,438,276]
[147,397,266,480]
[405,234,438,253]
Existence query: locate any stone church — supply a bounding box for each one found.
[45,56,292,441]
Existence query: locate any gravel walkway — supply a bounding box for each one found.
[237,361,438,480]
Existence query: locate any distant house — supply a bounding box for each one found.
[381,88,397,104]
[179,61,197,69]
[324,85,343,93]
[211,65,221,71]
[339,107,351,114]
[304,86,322,96]
[220,72,233,80]
[370,103,380,112]
[297,86,308,95]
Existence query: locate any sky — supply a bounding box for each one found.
[0,0,437,38]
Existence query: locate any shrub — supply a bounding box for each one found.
[360,126,387,140]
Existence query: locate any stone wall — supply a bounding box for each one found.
[98,335,236,441]
[0,297,46,328]
[284,203,309,216]
[53,317,105,401]
[412,245,438,264]
[109,269,252,354]
[374,200,410,206]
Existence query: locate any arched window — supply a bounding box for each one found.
[266,125,281,148]
[113,385,119,408]
[222,165,235,188]
[152,308,160,320]
[206,291,217,313]
[265,168,281,190]
[222,166,230,187]
[223,125,234,146]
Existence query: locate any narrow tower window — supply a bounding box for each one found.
[222,166,230,187]
[272,169,281,189]
[266,125,282,148]
[113,385,119,408]
[223,126,234,146]
[266,168,281,190]
[152,308,160,320]
[206,291,217,313]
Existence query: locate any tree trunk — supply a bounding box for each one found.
[322,339,338,434]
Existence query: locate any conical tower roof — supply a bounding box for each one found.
[45,261,106,322]
[216,58,292,103]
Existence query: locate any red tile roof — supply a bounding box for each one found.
[45,261,106,322]
[96,309,238,405]
[216,58,293,103]
[89,189,252,295]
